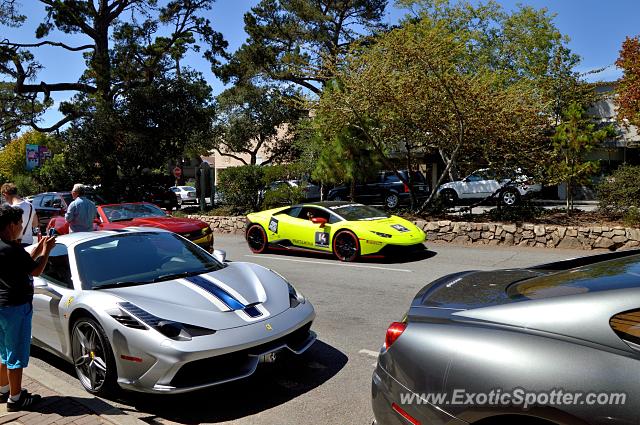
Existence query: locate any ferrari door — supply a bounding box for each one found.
[31,243,75,353]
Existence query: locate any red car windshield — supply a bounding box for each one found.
[102,203,166,222]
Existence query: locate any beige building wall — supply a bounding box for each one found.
[202,125,291,184]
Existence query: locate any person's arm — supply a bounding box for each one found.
[30,236,56,277]
[64,201,76,223]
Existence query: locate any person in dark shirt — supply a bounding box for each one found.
[0,205,56,411]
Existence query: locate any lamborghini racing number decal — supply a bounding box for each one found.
[315,232,329,247]
[391,224,410,232]
[268,217,279,233]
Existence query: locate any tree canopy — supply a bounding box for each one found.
[616,35,640,128]
[216,0,388,95]
[0,1,226,133]
[313,10,551,210]
[211,83,304,166]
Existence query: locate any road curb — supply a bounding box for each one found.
[24,364,146,425]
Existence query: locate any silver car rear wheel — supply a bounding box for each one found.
[72,318,117,395]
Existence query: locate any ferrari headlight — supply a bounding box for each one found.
[287,282,306,308]
[115,302,216,341]
[269,269,305,307]
[371,231,392,238]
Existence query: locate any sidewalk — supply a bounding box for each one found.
[0,365,144,425]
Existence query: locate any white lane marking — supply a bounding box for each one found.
[359,349,380,358]
[245,255,413,273]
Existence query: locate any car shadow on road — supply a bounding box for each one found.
[259,244,437,265]
[113,339,347,423]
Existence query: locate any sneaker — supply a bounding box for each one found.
[6,390,41,412]
[0,391,8,403]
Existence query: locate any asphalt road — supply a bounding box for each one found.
[30,235,596,425]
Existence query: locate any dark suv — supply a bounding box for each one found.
[31,191,106,231]
[327,170,430,209]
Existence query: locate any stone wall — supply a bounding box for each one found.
[190,215,640,251]
[188,215,248,234]
[414,220,640,251]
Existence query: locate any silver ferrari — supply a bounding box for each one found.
[373,250,640,425]
[30,228,316,395]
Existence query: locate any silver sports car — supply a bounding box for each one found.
[373,250,640,425]
[30,228,315,395]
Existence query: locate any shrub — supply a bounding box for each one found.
[624,207,640,227]
[13,174,42,196]
[485,201,544,222]
[262,185,305,209]
[217,165,265,214]
[598,165,640,214]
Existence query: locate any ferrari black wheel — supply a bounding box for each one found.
[246,224,269,253]
[71,317,117,396]
[333,231,360,262]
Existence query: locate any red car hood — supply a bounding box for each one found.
[123,216,206,232]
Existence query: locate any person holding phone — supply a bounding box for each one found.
[0,205,56,411]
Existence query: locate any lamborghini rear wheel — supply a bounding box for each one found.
[246,224,269,253]
[71,317,118,396]
[333,230,360,262]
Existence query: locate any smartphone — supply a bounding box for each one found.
[47,228,57,237]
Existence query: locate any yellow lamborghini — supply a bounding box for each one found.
[245,202,426,262]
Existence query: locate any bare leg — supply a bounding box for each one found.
[0,363,8,387]
[7,368,22,397]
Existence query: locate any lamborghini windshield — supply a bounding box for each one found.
[328,203,390,221]
[75,232,225,289]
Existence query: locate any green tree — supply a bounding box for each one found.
[216,0,387,94]
[396,0,591,125]
[0,0,24,26]
[60,72,215,195]
[0,130,58,180]
[315,19,548,210]
[0,1,226,192]
[616,36,640,128]
[547,103,612,213]
[211,83,304,165]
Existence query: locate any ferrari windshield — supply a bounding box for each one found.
[328,203,390,221]
[75,232,225,289]
[102,203,166,222]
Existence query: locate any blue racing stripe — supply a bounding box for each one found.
[244,305,262,318]
[185,275,245,310]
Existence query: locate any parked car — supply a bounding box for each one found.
[260,180,321,202]
[372,249,640,425]
[436,168,541,206]
[47,201,214,251]
[138,186,179,211]
[170,185,198,205]
[245,201,426,262]
[31,191,107,231]
[28,228,315,395]
[327,170,429,209]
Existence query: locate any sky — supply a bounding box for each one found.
[3,0,640,128]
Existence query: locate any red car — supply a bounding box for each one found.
[47,202,214,251]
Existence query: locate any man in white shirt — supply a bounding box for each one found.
[0,184,38,247]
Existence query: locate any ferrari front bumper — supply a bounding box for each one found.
[114,302,315,394]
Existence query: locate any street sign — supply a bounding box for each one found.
[173,166,182,178]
